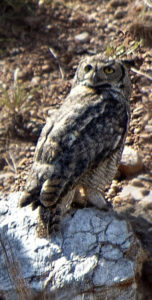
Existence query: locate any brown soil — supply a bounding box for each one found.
[0,0,152,295]
[0,0,152,193]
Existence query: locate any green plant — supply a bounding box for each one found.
[105,39,143,59]
[0,68,42,140]
[0,68,36,116]
[105,44,116,57]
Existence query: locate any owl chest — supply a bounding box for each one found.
[50,99,127,150]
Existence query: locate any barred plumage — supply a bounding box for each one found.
[20,55,131,234]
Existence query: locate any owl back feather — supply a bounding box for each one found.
[20,56,131,233]
[21,87,129,207]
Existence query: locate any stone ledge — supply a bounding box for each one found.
[0,192,143,300]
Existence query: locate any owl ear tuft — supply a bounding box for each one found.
[121,59,135,69]
[122,56,144,69]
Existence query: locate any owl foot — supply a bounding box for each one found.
[37,204,62,237]
[85,188,108,210]
[20,191,41,210]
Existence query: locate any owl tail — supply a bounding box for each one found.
[40,178,63,208]
[20,164,64,209]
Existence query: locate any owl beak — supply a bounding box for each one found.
[92,72,110,89]
[92,71,99,84]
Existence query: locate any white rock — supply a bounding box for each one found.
[119,146,143,176]
[74,32,90,43]
[31,76,41,86]
[0,192,144,300]
[118,184,145,201]
[145,125,152,133]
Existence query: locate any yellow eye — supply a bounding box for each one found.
[104,67,115,74]
[84,64,93,73]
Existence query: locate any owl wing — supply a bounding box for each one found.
[20,110,57,208]
[20,89,129,209]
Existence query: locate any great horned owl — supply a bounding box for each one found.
[20,55,131,233]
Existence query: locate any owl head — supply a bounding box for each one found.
[72,55,132,99]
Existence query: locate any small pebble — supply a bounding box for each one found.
[42,64,51,72]
[139,191,152,209]
[131,178,144,187]
[118,185,144,202]
[115,10,126,19]
[134,128,141,134]
[109,0,128,7]
[26,152,32,158]
[137,175,152,183]
[113,196,121,205]
[140,189,150,196]
[133,106,143,117]
[30,146,36,152]
[31,76,41,86]
[75,32,90,43]
[144,125,152,133]
[139,133,151,142]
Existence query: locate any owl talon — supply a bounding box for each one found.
[85,188,108,210]
[20,191,33,207]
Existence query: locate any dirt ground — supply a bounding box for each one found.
[0,0,152,192]
[0,0,152,296]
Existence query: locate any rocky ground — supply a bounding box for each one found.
[0,0,152,296]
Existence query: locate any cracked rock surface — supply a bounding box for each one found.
[0,192,143,300]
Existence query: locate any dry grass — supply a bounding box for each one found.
[0,232,51,299]
[0,232,31,300]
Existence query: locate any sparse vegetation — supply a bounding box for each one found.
[106,39,143,58]
[0,0,152,298]
[0,69,28,115]
[0,68,42,140]
[0,233,31,300]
